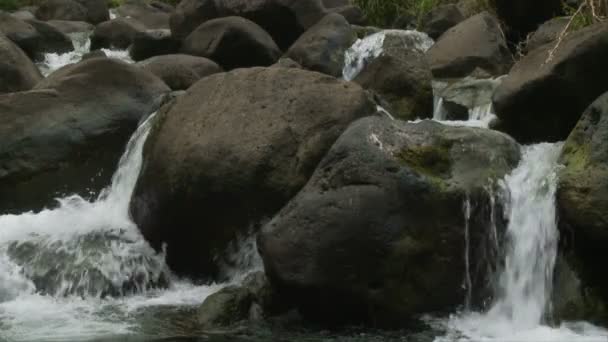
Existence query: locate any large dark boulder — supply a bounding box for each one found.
[181,16,281,70]
[90,17,147,50]
[558,92,608,312]
[0,58,170,213]
[0,12,72,61]
[114,0,170,29]
[353,33,434,121]
[170,0,327,49]
[36,0,109,24]
[128,29,181,61]
[493,22,608,143]
[259,117,520,327]
[0,33,42,94]
[494,0,562,41]
[130,67,375,278]
[285,13,355,77]
[426,12,513,78]
[137,54,222,90]
[323,0,365,25]
[420,4,465,40]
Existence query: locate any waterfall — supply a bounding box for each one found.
[435,143,608,341]
[0,113,259,341]
[37,32,134,77]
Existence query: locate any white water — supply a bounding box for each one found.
[434,144,608,342]
[342,30,434,81]
[0,113,260,341]
[37,32,134,77]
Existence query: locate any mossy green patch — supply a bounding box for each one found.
[395,142,452,179]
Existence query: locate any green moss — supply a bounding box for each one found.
[562,142,592,173]
[396,143,452,179]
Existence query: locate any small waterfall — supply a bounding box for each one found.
[342,30,434,81]
[435,143,608,341]
[37,32,134,77]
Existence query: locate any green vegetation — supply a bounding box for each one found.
[353,0,494,28]
[0,0,35,11]
[562,0,606,32]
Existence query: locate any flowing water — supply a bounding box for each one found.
[37,32,134,77]
[0,113,261,341]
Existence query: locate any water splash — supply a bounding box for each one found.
[342,30,434,81]
[434,143,608,341]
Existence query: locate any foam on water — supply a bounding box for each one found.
[433,143,608,342]
[0,113,259,341]
[342,30,434,81]
[37,33,134,77]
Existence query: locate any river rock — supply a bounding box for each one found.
[170,0,327,49]
[493,22,608,143]
[353,33,434,121]
[0,12,72,61]
[426,12,512,78]
[130,67,375,278]
[181,16,281,70]
[286,13,355,77]
[90,17,147,50]
[557,92,608,310]
[114,0,170,29]
[11,9,36,21]
[46,19,94,34]
[259,117,520,326]
[525,17,569,53]
[0,33,42,94]
[36,0,109,24]
[437,77,503,121]
[0,58,170,213]
[137,54,222,90]
[129,29,180,61]
[420,4,465,40]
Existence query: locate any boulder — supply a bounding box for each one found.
[286,13,355,77]
[90,17,147,50]
[129,67,375,278]
[114,0,170,29]
[0,12,73,61]
[36,0,109,24]
[426,12,513,78]
[82,49,106,59]
[325,4,365,26]
[493,22,608,143]
[272,57,302,69]
[170,0,327,49]
[198,286,254,328]
[353,32,434,121]
[525,17,569,53]
[128,29,180,61]
[420,4,465,40]
[181,16,281,70]
[46,20,94,34]
[494,0,562,40]
[137,54,222,90]
[259,117,520,326]
[437,77,503,121]
[11,10,36,21]
[0,58,170,213]
[0,33,42,94]
[558,92,608,309]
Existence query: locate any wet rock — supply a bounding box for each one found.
[11,9,36,21]
[420,4,465,40]
[0,33,42,94]
[271,58,302,69]
[170,0,327,49]
[198,286,254,329]
[137,54,222,90]
[286,13,356,77]
[46,19,94,34]
[130,67,375,279]
[323,0,365,25]
[0,58,169,213]
[81,49,106,59]
[90,17,147,50]
[259,117,520,327]
[181,16,281,70]
[128,29,180,61]
[353,33,433,121]
[36,0,109,24]
[493,22,608,143]
[114,0,170,29]
[426,12,512,78]
[437,77,503,121]
[557,92,608,313]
